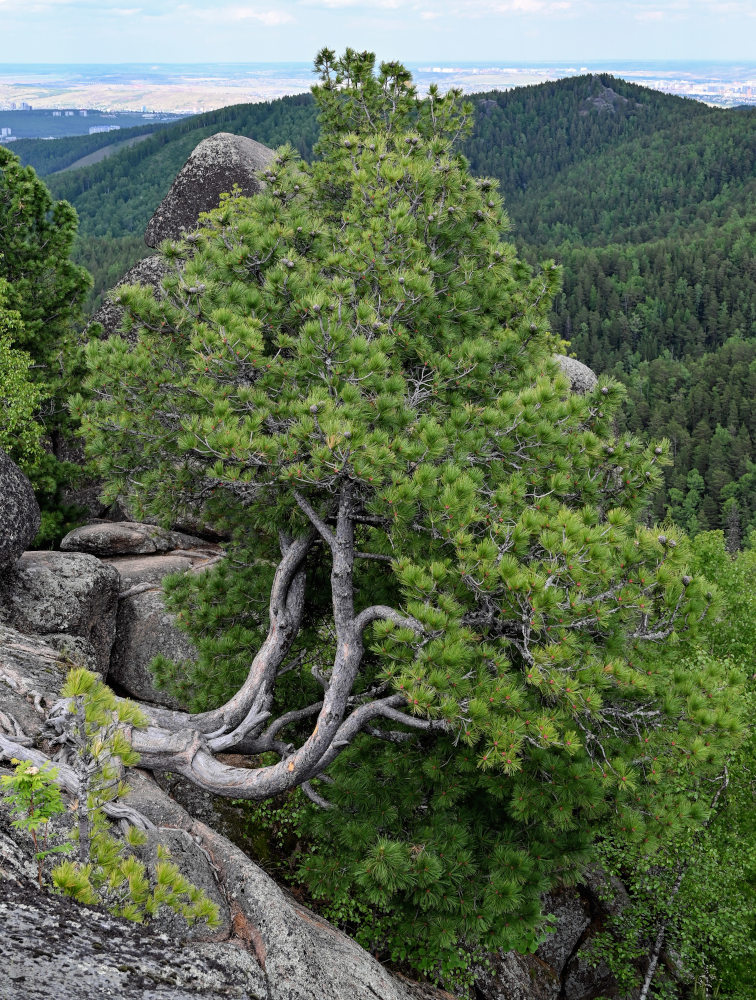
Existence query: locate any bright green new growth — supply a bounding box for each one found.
[75,49,741,981]
[1,671,219,928]
[0,758,70,888]
[61,666,147,864]
[55,669,218,925]
[0,146,91,542]
[51,831,221,927]
[0,288,46,471]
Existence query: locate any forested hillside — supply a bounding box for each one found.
[13,75,755,538]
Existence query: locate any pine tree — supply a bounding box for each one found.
[0,147,91,541]
[0,146,90,363]
[0,284,46,471]
[75,50,740,976]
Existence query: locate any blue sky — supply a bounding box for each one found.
[0,0,754,63]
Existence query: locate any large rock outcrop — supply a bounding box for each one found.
[59,521,223,708]
[0,551,119,674]
[144,132,275,248]
[555,354,598,394]
[89,254,171,342]
[61,521,215,558]
[0,450,40,572]
[105,547,219,709]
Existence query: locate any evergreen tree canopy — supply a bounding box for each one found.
[0,146,91,542]
[0,146,89,364]
[0,284,46,470]
[76,50,740,972]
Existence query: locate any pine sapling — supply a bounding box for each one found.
[0,758,71,888]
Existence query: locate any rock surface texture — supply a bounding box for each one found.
[89,254,171,342]
[555,354,599,394]
[144,132,275,247]
[61,521,215,558]
[0,450,40,572]
[0,623,446,1000]
[58,522,223,708]
[0,877,269,1000]
[0,551,119,673]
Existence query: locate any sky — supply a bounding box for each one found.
[0,0,754,64]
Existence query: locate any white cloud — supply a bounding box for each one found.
[635,9,664,20]
[297,0,401,7]
[190,4,294,23]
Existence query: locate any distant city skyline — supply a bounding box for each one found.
[0,0,754,64]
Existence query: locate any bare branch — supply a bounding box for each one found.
[301,781,333,809]
[353,605,424,635]
[294,490,336,548]
[262,701,324,742]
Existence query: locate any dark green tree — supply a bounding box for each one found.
[0,146,91,541]
[0,146,89,363]
[75,50,739,979]
[0,284,46,471]
[588,532,756,1000]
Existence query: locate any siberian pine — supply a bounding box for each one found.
[75,49,740,969]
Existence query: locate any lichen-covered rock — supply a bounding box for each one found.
[475,950,559,1000]
[144,132,275,248]
[104,547,222,709]
[108,587,196,709]
[0,552,119,674]
[0,623,69,740]
[61,521,215,558]
[555,354,598,394]
[0,877,268,1000]
[0,450,40,572]
[123,771,427,1000]
[88,254,171,342]
[475,887,614,1000]
[562,941,617,1000]
[537,888,591,977]
[1,633,446,1000]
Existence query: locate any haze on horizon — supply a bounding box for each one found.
[0,0,754,65]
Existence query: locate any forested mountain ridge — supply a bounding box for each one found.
[12,74,755,537]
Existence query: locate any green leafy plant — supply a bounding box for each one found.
[1,670,219,928]
[0,758,71,888]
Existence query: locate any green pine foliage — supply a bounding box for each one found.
[1,670,220,928]
[0,145,91,542]
[588,532,756,999]
[0,286,46,469]
[0,146,90,363]
[75,50,741,984]
[54,669,220,926]
[37,73,753,537]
